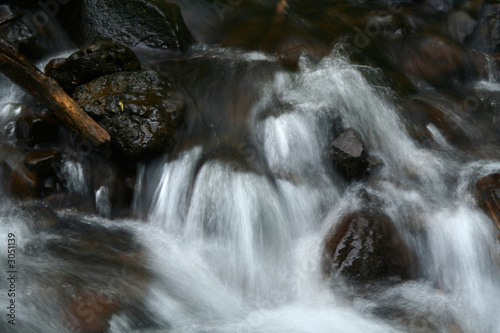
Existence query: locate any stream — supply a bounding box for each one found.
[1,1,500,332]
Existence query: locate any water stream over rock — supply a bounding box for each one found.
[1,1,500,332]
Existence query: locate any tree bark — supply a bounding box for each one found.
[0,13,23,27]
[0,38,110,148]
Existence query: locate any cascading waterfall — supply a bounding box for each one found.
[1,35,500,333]
[129,50,500,332]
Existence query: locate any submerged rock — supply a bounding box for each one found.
[391,34,465,88]
[323,210,415,284]
[66,289,120,333]
[26,220,152,332]
[10,162,41,199]
[42,193,96,213]
[15,110,59,147]
[22,149,61,174]
[329,128,370,180]
[73,70,186,158]
[476,173,500,235]
[45,41,141,94]
[59,0,193,51]
[21,203,60,229]
[2,145,62,200]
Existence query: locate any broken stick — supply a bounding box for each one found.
[0,13,23,27]
[0,37,110,148]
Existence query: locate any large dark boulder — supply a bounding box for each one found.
[58,0,193,51]
[73,70,186,158]
[329,128,370,180]
[45,41,141,94]
[323,210,415,284]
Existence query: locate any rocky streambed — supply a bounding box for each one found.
[1,1,500,333]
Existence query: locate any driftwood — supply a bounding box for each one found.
[0,13,23,27]
[0,37,110,148]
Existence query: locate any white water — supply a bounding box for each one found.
[1,49,500,333]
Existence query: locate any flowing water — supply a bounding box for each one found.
[1,2,500,333]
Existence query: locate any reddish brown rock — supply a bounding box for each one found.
[377,34,471,89]
[66,290,120,333]
[476,173,500,233]
[398,97,469,146]
[10,163,41,198]
[37,221,153,332]
[21,203,60,228]
[494,53,500,68]
[400,35,463,87]
[323,210,415,284]
[22,149,61,174]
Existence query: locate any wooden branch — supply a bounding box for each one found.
[0,38,110,148]
[0,13,23,27]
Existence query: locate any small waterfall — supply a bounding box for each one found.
[0,10,500,331]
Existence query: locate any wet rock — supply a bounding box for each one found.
[36,221,152,332]
[42,175,60,195]
[494,52,500,67]
[371,293,464,333]
[45,41,141,94]
[89,155,136,218]
[22,149,61,174]
[73,70,186,158]
[22,203,60,228]
[425,0,454,13]
[10,163,41,199]
[394,35,464,88]
[0,5,42,58]
[329,128,370,180]
[0,162,9,193]
[43,192,96,213]
[59,0,193,51]
[472,3,500,53]
[323,210,415,284]
[19,217,151,332]
[398,96,473,147]
[15,110,59,147]
[464,48,491,80]
[375,32,489,89]
[476,173,500,233]
[446,10,477,43]
[66,290,120,333]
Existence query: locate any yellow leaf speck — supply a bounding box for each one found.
[119,101,124,112]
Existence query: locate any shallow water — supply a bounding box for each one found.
[1,1,500,332]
